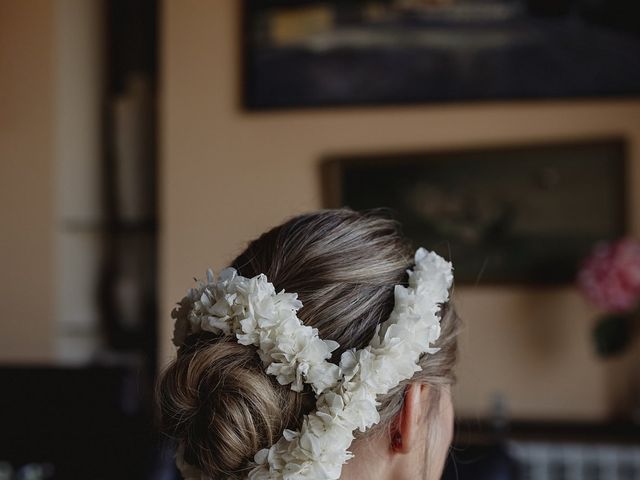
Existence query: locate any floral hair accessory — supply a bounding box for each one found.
[171,267,341,394]
[171,247,454,480]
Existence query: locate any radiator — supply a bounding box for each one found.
[509,442,640,480]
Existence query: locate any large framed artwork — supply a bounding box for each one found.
[243,0,640,110]
[322,138,627,284]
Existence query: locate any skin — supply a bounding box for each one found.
[341,383,454,480]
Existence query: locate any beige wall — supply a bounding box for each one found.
[0,1,56,362]
[161,0,640,420]
[0,0,103,363]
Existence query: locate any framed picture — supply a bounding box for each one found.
[322,138,627,284]
[242,0,640,110]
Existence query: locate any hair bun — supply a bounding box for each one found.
[157,335,307,478]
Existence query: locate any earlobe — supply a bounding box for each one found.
[390,383,427,454]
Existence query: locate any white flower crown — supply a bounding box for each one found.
[171,247,454,480]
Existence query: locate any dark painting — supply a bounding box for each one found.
[243,0,640,109]
[322,139,626,284]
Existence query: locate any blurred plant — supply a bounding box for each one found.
[577,238,640,357]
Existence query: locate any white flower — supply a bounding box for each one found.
[171,267,344,397]
[172,247,453,480]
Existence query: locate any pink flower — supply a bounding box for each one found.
[577,238,640,313]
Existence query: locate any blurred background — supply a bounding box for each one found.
[1,0,640,479]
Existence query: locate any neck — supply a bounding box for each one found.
[340,434,390,480]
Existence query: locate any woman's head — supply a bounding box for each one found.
[157,208,460,479]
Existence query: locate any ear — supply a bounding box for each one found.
[389,383,427,454]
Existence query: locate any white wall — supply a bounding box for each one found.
[54,0,104,362]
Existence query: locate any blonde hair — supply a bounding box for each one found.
[157,208,460,479]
